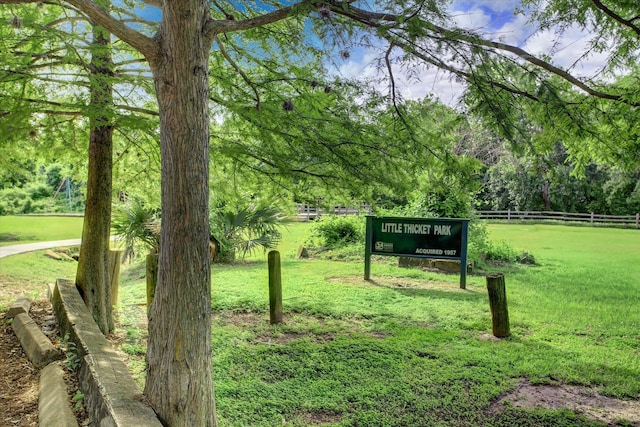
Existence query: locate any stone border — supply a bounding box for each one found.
[8,294,77,426]
[12,312,62,368]
[39,362,78,427]
[51,279,162,427]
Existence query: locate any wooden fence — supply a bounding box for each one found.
[295,206,639,228]
[477,210,640,228]
[296,204,372,221]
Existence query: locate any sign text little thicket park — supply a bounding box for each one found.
[365,216,470,288]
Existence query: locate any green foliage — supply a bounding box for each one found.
[122,343,146,356]
[480,145,640,215]
[60,333,81,371]
[210,200,287,262]
[0,161,83,215]
[306,215,365,249]
[484,240,523,264]
[111,198,160,260]
[71,390,85,413]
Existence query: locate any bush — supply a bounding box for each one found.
[307,215,364,249]
[484,240,536,265]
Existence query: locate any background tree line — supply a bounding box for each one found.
[2,96,639,217]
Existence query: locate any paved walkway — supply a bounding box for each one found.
[0,239,82,259]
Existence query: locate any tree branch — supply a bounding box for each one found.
[328,2,637,106]
[204,2,305,37]
[215,36,261,109]
[63,0,157,59]
[591,0,640,37]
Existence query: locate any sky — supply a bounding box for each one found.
[334,0,608,107]
[132,1,607,108]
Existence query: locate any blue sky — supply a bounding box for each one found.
[335,0,608,107]
[131,1,605,107]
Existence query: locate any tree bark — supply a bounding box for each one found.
[144,1,216,425]
[75,14,114,334]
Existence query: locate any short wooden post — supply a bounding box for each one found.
[486,273,510,338]
[146,252,159,316]
[268,250,283,324]
[108,250,123,307]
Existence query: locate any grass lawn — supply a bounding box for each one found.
[1,217,638,425]
[113,221,640,427]
[0,215,84,246]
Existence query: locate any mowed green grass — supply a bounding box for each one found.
[0,215,84,246]
[2,217,638,425]
[0,215,83,308]
[115,221,640,426]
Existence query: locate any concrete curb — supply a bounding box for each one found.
[11,312,63,368]
[6,295,75,426]
[39,362,79,427]
[6,296,31,319]
[52,278,162,427]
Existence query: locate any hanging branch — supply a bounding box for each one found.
[215,35,261,109]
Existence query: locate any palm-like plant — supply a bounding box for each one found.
[210,202,287,262]
[111,198,160,261]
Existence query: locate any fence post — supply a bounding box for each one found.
[268,250,283,324]
[108,250,123,307]
[636,213,639,229]
[507,209,511,222]
[590,212,594,226]
[146,252,159,317]
[486,273,510,338]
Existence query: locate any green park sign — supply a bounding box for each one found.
[365,216,470,288]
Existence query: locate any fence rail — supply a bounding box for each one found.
[296,204,372,221]
[477,210,640,228]
[295,206,639,228]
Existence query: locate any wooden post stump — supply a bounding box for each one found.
[268,250,283,324]
[109,250,123,307]
[146,252,159,317]
[486,273,510,338]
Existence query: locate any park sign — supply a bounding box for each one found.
[364,216,470,288]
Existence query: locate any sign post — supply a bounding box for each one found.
[365,216,470,289]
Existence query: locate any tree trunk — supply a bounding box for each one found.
[144,1,216,425]
[542,180,551,210]
[75,16,114,335]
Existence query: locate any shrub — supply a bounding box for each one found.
[307,215,364,248]
[484,240,536,265]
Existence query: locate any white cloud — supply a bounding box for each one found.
[449,7,492,30]
[331,1,612,107]
[451,0,521,14]
[492,13,532,45]
[336,52,467,107]
[522,24,609,77]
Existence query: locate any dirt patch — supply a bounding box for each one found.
[489,379,640,425]
[290,409,343,425]
[329,274,473,293]
[213,310,389,345]
[0,314,38,426]
[0,232,21,242]
[0,299,89,426]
